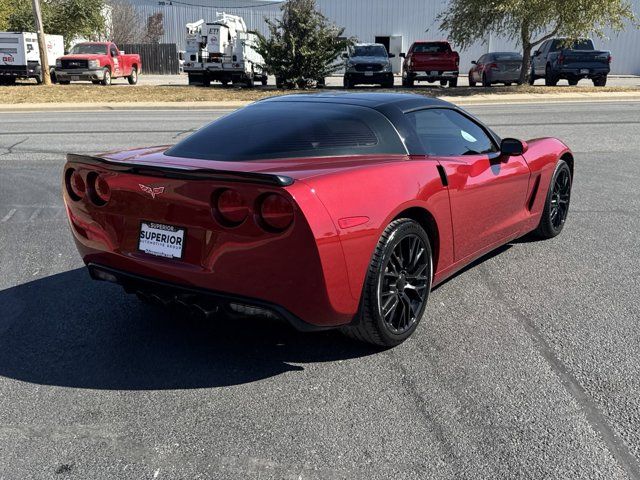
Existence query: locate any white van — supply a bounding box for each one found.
[0,32,64,84]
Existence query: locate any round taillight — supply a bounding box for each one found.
[214,188,248,226]
[66,169,85,200]
[87,172,111,205]
[259,193,294,231]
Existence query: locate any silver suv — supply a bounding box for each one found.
[343,43,395,89]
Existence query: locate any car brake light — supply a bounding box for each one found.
[258,193,294,232]
[66,168,85,200]
[214,188,248,226]
[608,55,612,64]
[87,172,111,205]
[558,54,565,65]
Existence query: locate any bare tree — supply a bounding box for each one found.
[143,12,164,43]
[107,0,142,44]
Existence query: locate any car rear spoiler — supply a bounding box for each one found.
[66,153,294,187]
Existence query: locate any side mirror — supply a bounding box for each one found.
[388,53,395,58]
[501,138,528,156]
[471,60,477,65]
[533,50,540,56]
[399,52,405,58]
[341,52,348,59]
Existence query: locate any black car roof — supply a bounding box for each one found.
[259,92,453,114]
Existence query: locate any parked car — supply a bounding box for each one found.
[63,93,574,347]
[400,41,459,87]
[55,42,141,86]
[469,52,523,87]
[343,43,395,89]
[0,32,63,85]
[530,38,611,87]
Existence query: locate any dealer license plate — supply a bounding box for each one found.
[364,71,374,76]
[580,69,589,74]
[138,221,185,259]
[71,76,80,81]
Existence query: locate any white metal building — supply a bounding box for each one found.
[129,0,640,74]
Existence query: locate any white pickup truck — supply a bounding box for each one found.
[0,32,63,85]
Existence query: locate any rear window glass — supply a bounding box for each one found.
[166,102,406,161]
[412,43,450,53]
[493,53,522,61]
[552,39,594,51]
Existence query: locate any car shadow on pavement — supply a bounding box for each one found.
[0,268,379,390]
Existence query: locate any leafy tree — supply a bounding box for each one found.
[256,0,351,88]
[0,0,14,31]
[143,12,164,43]
[439,0,636,83]
[6,0,107,50]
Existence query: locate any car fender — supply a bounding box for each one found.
[299,158,453,302]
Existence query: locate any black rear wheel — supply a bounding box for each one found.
[534,160,572,238]
[341,219,432,347]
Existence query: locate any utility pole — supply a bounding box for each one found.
[31,0,51,85]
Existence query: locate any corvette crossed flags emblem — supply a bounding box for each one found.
[139,184,165,199]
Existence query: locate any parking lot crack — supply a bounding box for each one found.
[479,265,640,480]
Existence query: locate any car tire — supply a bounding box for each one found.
[261,75,268,86]
[544,66,557,86]
[127,67,138,85]
[100,68,111,86]
[92,80,101,84]
[448,78,458,88]
[382,78,394,88]
[343,76,352,89]
[593,76,607,87]
[568,77,578,86]
[59,80,70,85]
[469,74,476,87]
[402,74,414,87]
[341,218,432,347]
[529,68,536,85]
[533,159,572,239]
[482,73,491,87]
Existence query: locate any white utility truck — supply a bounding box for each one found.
[0,32,63,85]
[183,13,267,87]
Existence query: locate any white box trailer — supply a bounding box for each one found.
[183,13,267,87]
[0,32,64,85]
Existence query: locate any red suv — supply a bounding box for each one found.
[401,41,459,87]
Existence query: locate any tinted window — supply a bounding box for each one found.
[69,43,108,55]
[551,39,594,51]
[406,108,498,156]
[494,52,522,61]
[166,102,406,161]
[352,45,387,57]
[477,55,487,63]
[412,43,450,54]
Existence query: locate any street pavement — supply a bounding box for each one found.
[0,101,639,479]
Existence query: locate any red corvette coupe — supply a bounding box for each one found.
[63,93,573,346]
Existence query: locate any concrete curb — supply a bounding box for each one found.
[1,92,640,111]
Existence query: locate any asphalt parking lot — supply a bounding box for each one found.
[0,101,639,479]
[133,73,640,88]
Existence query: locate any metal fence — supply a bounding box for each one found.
[119,43,180,74]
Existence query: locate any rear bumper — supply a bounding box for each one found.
[345,72,393,85]
[87,263,330,332]
[555,66,610,78]
[56,68,105,81]
[409,70,458,81]
[486,71,521,83]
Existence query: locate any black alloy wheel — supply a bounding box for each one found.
[341,218,432,347]
[549,166,571,230]
[534,160,572,238]
[378,233,430,335]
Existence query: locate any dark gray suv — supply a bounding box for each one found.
[343,43,395,89]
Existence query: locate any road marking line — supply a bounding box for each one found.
[1,209,16,222]
[28,208,42,221]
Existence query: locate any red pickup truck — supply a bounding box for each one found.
[55,42,141,86]
[401,41,460,87]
